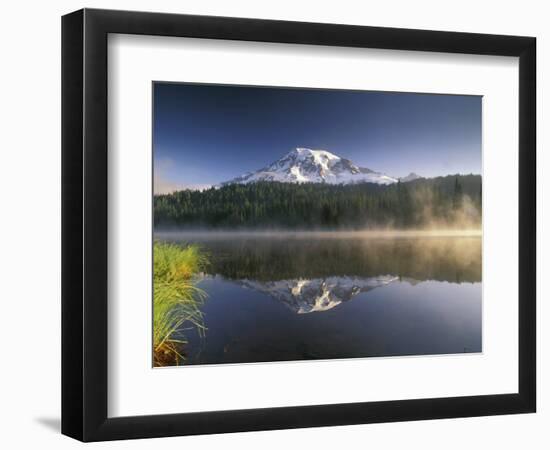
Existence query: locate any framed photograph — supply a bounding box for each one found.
[62,8,536,441]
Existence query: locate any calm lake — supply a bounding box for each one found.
[155,231,482,366]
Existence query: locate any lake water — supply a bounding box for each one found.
[155,231,482,366]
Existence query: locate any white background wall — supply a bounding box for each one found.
[0,0,546,448]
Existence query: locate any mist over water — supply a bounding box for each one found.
[155,230,482,365]
[156,228,482,239]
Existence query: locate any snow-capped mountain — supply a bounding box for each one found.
[223,147,399,186]
[399,172,422,182]
[238,275,399,314]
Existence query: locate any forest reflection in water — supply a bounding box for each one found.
[155,231,482,365]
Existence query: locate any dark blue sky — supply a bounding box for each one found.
[153,82,481,192]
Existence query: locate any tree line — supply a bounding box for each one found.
[154,174,482,229]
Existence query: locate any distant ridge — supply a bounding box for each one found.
[399,172,422,182]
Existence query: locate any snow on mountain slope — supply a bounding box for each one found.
[238,275,399,314]
[223,147,399,186]
[399,172,422,182]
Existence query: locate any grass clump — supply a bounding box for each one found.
[153,241,209,367]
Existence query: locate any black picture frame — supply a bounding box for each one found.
[62,8,536,442]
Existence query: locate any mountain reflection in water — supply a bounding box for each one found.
[231,275,399,314]
[155,231,482,365]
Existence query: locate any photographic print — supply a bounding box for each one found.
[152,83,482,368]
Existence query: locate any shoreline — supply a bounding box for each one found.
[154,229,482,240]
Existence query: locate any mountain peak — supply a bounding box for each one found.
[399,172,422,182]
[224,147,398,186]
[290,147,339,160]
[238,275,399,314]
